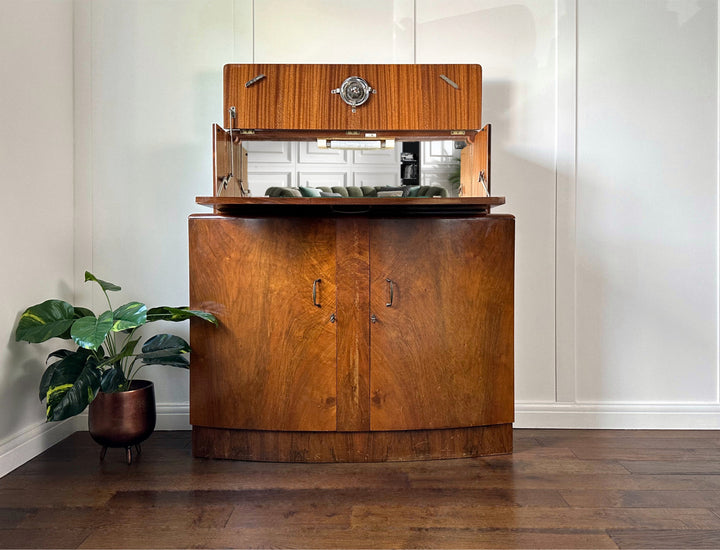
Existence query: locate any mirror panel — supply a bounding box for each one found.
[239,140,462,197]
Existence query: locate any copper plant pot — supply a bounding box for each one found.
[88,380,156,464]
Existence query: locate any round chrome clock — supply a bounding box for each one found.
[332,76,375,109]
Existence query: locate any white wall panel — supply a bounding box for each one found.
[254,0,414,63]
[417,0,558,403]
[575,0,718,403]
[353,171,400,187]
[297,172,347,188]
[298,142,347,164]
[353,148,401,165]
[87,0,241,406]
[0,0,76,474]
[248,172,293,195]
[245,140,294,163]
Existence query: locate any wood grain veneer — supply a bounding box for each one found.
[192,424,512,462]
[189,216,337,431]
[189,210,514,461]
[335,217,371,431]
[224,64,482,131]
[369,216,514,431]
[460,123,491,197]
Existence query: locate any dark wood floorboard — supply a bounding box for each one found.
[0,429,718,548]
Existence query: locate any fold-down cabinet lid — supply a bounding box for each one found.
[223,64,482,132]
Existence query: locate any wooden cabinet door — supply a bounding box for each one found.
[368,216,514,431]
[189,215,337,431]
[223,64,482,132]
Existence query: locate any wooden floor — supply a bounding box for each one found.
[1,430,720,549]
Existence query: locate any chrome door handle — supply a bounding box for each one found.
[312,279,322,307]
[385,278,394,307]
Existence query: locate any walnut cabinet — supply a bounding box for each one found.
[189,206,514,462]
[189,63,513,462]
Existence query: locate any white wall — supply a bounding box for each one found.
[75,0,242,414]
[572,0,718,413]
[2,1,719,476]
[0,0,77,475]
[42,0,720,429]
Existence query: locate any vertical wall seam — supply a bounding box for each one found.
[716,1,719,403]
[413,0,417,64]
[554,0,560,403]
[555,0,578,404]
[572,0,579,404]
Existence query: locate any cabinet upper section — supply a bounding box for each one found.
[223,64,482,133]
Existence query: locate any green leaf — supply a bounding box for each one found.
[112,302,147,332]
[147,306,218,326]
[139,334,191,368]
[141,352,189,368]
[100,366,126,393]
[74,307,95,319]
[58,307,96,340]
[15,300,75,343]
[84,271,121,292]
[98,337,139,368]
[141,334,190,354]
[46,349,74,364]
[71,310,114,350]
[46,358,101,421]
[40,348,93,403]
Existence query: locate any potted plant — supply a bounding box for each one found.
[15,271,217,463]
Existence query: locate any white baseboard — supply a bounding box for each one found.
[515,402,720,429]
[0,417,83,478]
[154,403,191,430]
[139,401,720,430]
[3,402,718,477]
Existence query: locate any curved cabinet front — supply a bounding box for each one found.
[189,210,514,462]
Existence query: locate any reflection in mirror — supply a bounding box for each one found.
[240,141,464,197]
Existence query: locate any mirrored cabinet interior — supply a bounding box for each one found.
[189,64,513,462]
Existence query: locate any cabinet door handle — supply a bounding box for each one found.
[385,278,394,307]
[312,279,322,307]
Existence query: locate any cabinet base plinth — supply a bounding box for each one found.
[192,424,512,462]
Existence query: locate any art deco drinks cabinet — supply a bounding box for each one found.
[189,64,514,462]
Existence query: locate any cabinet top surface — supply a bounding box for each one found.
[195,196,506,216]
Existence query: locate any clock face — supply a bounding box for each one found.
[336,76,373,108]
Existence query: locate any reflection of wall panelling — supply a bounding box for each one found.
[297,172,347,188]
[298,142,347,164]
[352,148,399,165]
[352,170,398,188]
[245,141,292,163]
[246,141,401,190]
[424,141,457,165]
[420,141,459,192]
[246,172,293,196]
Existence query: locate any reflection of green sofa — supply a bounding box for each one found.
[265,185,448,198]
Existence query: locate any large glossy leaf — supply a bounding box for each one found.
[71,311,114,350]
[74,307,95,319]
[15,300,75,343]
[58,307,96,340]
[46,359,101,421]
[100,366,126,393]
[40,348,93,403]
[139,334,190,368]
[46,349,74,364]
[84,271,121,292]
[112,302,147,332]
[98,337,139,369]
[147,306,217,325]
